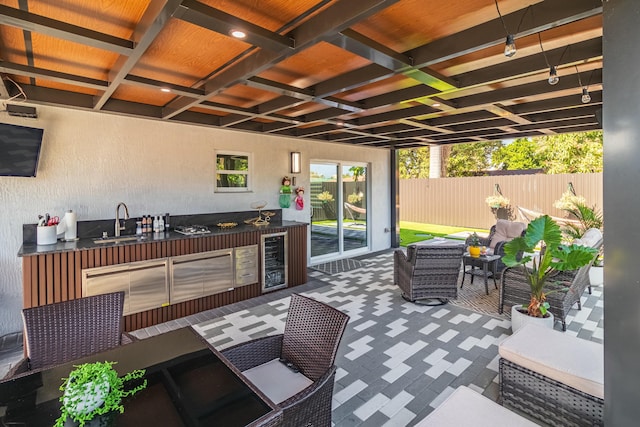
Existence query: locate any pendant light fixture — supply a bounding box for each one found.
[495,0,516,57]
[537,32,559,85]
[575,65,592,104]
[548,66,559,85]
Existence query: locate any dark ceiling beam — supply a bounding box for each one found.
[0,60,108,90]
[361,85,438,109]
[410,0,602,67]
[245,77,364,112]
[313,64,392,97]
[93,0,185,110]
[506,90,603,115]
[177,0,294,51]
[522,103,601,123]
[453,69,603,109]
[257,96,304,114]
[325,29,457,91]
[455,37,602,88]
[514,115,597,132]
[351,105,438,126]
[124,74,205,98]
[0,4,134,55]
[162,0,402,119]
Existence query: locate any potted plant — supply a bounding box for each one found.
[502,215,598,330]
[317,191,336,219]
[468,232,481,258]
[55,361,147,427]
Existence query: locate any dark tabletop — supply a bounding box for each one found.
[0,327,278,426]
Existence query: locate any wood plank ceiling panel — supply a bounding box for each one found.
[257,41,371,89]
[128,18,249,88]
[351,0,542,53]
[208,83,281,109]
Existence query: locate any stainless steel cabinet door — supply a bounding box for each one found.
[171,250,233,303]
[129,262,169,314]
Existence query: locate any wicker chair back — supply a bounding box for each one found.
[22,291,125,370]
[281,294,349,381]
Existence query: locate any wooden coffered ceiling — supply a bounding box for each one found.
[0,0,603,148]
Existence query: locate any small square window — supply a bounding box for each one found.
[215,151,251,192]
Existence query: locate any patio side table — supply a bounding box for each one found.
[462,254,501,295]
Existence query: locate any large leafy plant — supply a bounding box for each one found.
[502,215,597,318]
[54,361,146,427]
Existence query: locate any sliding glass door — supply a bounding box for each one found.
[310,162,368,262]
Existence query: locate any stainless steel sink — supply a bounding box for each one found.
[93,235,143,244]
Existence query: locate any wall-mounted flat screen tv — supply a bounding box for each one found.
[0,122,44,177]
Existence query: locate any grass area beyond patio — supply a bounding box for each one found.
[400,221,488,246]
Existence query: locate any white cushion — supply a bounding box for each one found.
[490,220,526,249]
[499,323,604,399]
[242,358,313,404]
[414,386,538,426]
[574,228,602,248]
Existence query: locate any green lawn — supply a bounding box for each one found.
[399,221,488,246]
[312,219,488,247]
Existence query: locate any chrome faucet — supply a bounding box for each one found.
[115,202,130,237]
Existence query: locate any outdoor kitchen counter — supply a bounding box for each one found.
[18,220,308,331]
[17,220,306,256]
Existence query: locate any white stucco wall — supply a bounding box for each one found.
[0,104,391,335]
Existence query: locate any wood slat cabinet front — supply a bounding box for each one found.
[21,225,307,331]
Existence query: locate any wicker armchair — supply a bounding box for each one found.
[221,293,349,427]
[465,220,526,277]
[4,291,129,379]
[499,228,603,331]
[394,243,465,304]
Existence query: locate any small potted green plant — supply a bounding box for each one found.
[502,215,597,329]
[467,232,481,258]
[55,361,147,427]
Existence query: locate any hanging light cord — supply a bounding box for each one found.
[538,33,550,68]
[494,0,510,36]
[575,65,584,87]
[575,65,594,89]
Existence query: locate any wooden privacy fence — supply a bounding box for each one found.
[400,173,603,230]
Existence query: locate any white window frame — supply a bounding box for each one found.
[215,150,252,192]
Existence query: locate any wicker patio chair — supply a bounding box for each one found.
[221,293,349,427]
[499,228,603,331]
[4,291,129,379]
[464,219,526,277]
[394,242,465,305]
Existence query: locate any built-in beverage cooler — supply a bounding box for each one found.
[261,232,288,292]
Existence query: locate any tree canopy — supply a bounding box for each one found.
[397,131,603,178]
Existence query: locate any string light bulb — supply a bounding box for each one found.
[548,66,559,85]
[504,34,517,57]
[581,87,591,104]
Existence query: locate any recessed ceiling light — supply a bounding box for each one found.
[160,88,171,93]
[230,30,247,39]
[432,103,441,107]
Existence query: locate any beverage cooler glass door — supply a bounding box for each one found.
[261,232,288,292]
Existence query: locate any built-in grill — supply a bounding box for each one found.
[174,225,211,235]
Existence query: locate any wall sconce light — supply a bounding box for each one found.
[290,152,301,174]
[290,152,301,185]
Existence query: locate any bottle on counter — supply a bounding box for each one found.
[158,215,165,232]
[136,220,143,236]
[153,215,159,233]
[164,213,170,232]
[142,215,148,233]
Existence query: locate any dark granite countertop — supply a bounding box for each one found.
[18,220,306,257]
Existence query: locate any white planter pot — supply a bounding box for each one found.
[63,374,110,417]
[589,266,604,286]
[511,305,554,333]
